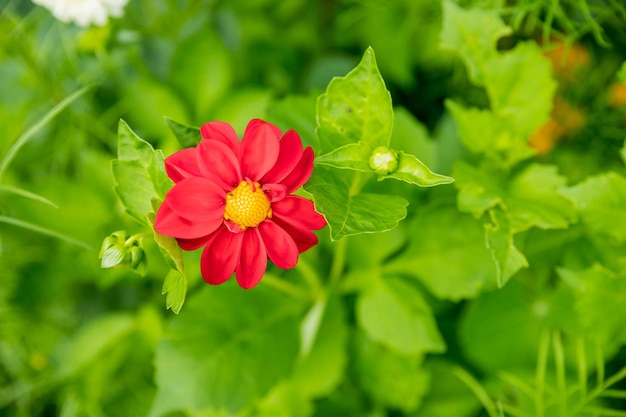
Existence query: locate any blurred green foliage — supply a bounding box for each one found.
[2,0,626,416]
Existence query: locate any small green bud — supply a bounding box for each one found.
[369,146,398,175]
[99,231,147,275]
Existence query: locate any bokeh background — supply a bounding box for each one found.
[2,0,626,416]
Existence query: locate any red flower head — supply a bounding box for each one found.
[154,119,326,289]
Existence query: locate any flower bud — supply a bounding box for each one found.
[369,146,398,175]
[99,231,146,275]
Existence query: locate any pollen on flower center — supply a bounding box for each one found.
[224,180,272,230]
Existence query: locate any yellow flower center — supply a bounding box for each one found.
[224,180,272,230]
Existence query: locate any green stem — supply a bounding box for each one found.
[262,275,310,300]
[295,257,322,293]
[328,236,347,287]
[0,216,93,250]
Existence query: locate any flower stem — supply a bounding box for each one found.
[328,236,347,287]
[263,275,310,300]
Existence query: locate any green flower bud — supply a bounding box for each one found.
[369,146,398,175]
[99,231,146,275]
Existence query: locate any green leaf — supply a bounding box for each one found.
[164,117,201,148]
[441,3,555,167]
[484,42,555,137]
[161,269,187,315]
[454,162,577,232]
[315,142,372,172]
[316,47,393,154]
[445,101,534,166]
[385,206,497,300]
[561,172,626,242]
[150,284,302,416]
[254,383,314,417]
[458,279,545,373]
[170,29,231,119]
[382,151,454,187]
[353,332,430,413]
[291,295,348,398]
[357,274,445,355]
[484,207,528,287]
[113,120,172,224]
[558,265,626,345]
[304,166,408,240]
[440,0,511,85]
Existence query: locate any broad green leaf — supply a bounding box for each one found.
[267,94,318,150]
[316,47,393,154]
[458,279,546,373]
[621,139,626,166]
[558,265,626,345]
[161,269,186,315]
[170,29,231,119]
[385,206,497,300]
[440,0,511,84]
[149,284,302,416]
[315,142,372,172]
[304,166,407,240]
[357,274,445,355]
[353,332,430,413]
[561,172,626,242]
[291,295,348,398]
[164,117,200,148]
[484,208,528,287]
[484,42,555,136]
[382,151,454,187]
[113,120,172,224]
[446,100,534,166]
[254,383,313,417]
[454,162,577,232]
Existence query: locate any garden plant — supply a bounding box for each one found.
[2,0,626,416]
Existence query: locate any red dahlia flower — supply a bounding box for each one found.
[154,119,326,289]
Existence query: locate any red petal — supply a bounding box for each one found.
[271,216,319,253]
[200,121,240,154]
[261,130,303,184]
[154,200,213,240]
[200,226,243,285]
[165,148,203,182]
[262,183,287,203]
[272,195,327,231]
[197,140,241,191]
[177,235,211,251]
[165,177,225,235]
[239,119,281,181]
[235,228,268,289]
[281,147,314,193]
[259,220,298,269]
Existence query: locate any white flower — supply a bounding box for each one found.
[32,0,129,27]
